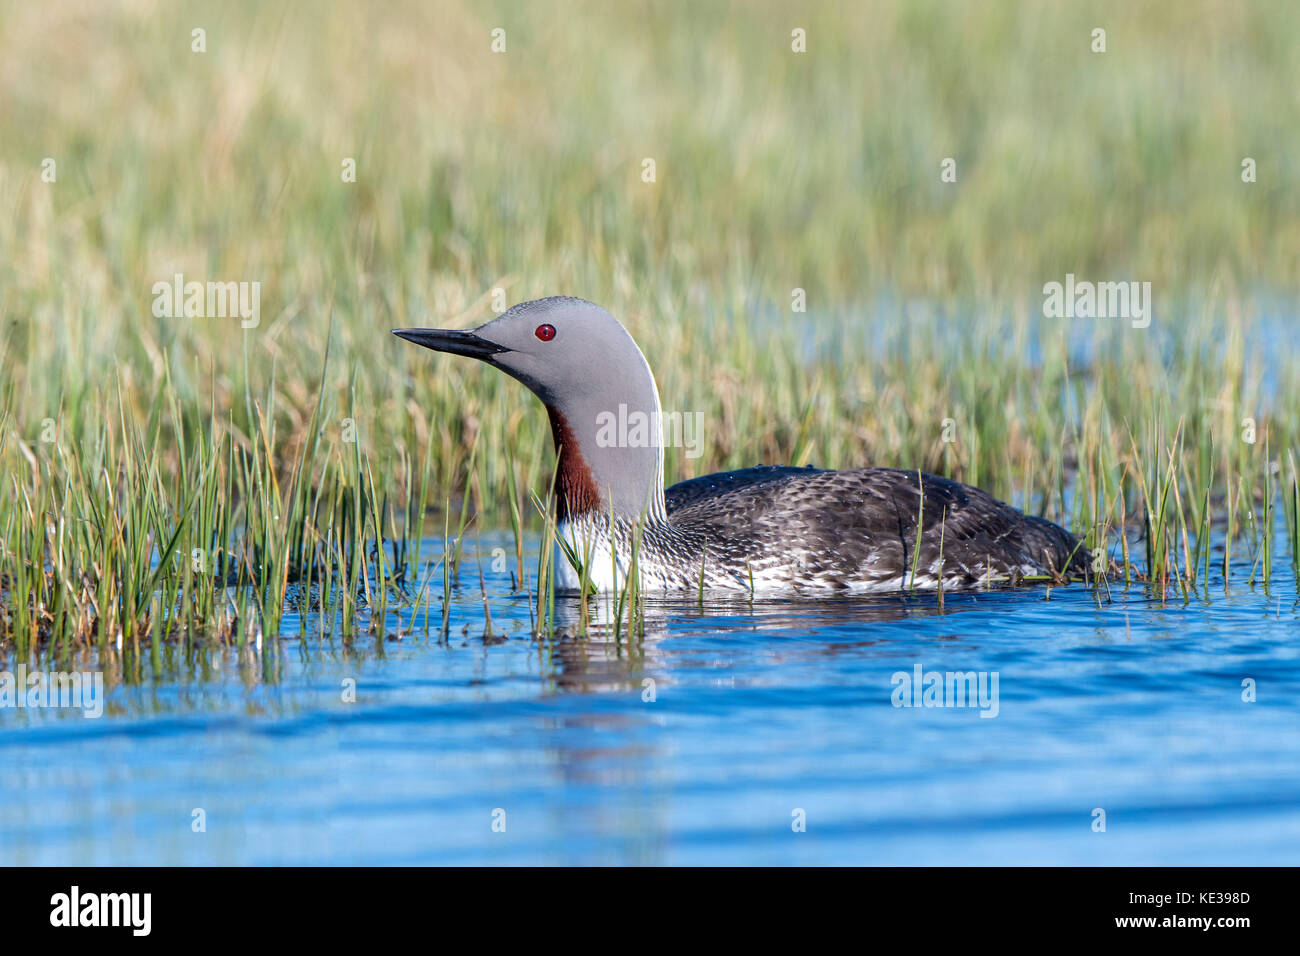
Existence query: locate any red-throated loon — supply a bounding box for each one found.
[395,297,1090,593]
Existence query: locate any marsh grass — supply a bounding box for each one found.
[1,1,1298,653]
[0,345,1293,659]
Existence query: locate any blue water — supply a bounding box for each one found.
[2,531,1298,865]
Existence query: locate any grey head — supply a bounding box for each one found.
[394,297,667,523]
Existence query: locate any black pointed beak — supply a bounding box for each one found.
[392,328,511,361]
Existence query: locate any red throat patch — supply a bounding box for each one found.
[545,407,601,521]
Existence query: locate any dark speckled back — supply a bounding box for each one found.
[662,465,1090,589]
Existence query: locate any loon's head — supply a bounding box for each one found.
[394,296,666,522]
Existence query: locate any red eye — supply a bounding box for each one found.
[535,323,556,341]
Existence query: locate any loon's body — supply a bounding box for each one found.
[396,298,1089,594]
[556,465,1085,593]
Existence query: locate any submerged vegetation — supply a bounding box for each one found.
[0,0,1297,652]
